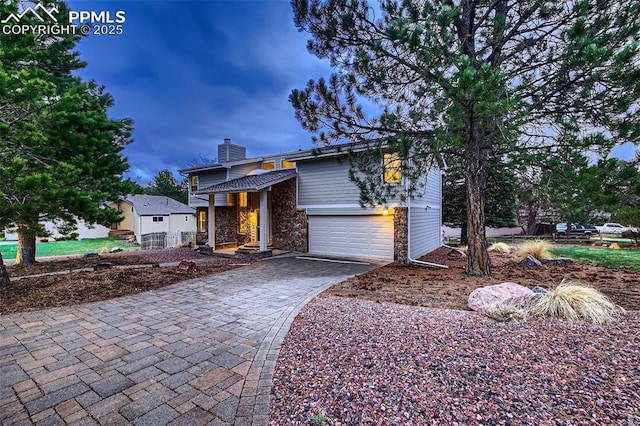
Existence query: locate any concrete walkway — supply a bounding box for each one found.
[0,256,380,425]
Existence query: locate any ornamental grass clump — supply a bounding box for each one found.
[526,282,622,324]
[517,240,552,260]
[488,242,512,253]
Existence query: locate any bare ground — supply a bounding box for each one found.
[2,245,639,317]
[0,248,253,315]
[324,246,640,311]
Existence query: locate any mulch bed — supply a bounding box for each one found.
[1,248,249,315]
[324,247,640,311]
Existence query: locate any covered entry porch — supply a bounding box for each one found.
[195,169,297,253]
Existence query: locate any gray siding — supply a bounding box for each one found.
[189,170,228,207]
[409,169,442,258]
[228,161,261,180]
[409,206,441,259]
[408,168,441,207]
[297,158,366,207]
[218,143,246,162]
[306,207,379,215]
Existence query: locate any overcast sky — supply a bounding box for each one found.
[67,0,636,185]
[67,0,333,184]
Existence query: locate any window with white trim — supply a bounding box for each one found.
[383,153,401,184]
[262,161,275,170]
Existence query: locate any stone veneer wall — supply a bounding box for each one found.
[271,179,308,252]
[236,210,251,246]
[215,206,238,244]
[394,207,408,263]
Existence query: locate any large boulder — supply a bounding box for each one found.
[468,282,534,313]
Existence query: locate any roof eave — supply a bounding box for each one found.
[195,171,296,194]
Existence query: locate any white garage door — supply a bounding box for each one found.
[308,215,394,260]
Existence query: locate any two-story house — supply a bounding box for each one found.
[178,138,443,262]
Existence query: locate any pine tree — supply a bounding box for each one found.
[443,154,517,244]
[146,170,188,204]
[290,0,640,275]
[0,0,133,270]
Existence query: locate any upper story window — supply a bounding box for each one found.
[190,175,199,192]
[383,153,401,184]
[262,161,275,170]
[152,216,164,222]
[281,160,296,169]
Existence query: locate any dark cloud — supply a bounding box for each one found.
[68,0,332,183]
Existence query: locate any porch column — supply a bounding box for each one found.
[208,194,215,248]
[259,189,269,251]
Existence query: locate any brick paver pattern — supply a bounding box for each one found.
[0,256,378,425]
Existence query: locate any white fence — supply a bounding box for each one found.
[167,231,196,248]
[141,231,196,250]
[141,232,166,250]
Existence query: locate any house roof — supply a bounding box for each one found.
[177,142,368,175]
[196,169,296,194]
[121,195,195,216]
[179,135,442,175]
[178,152,302,175]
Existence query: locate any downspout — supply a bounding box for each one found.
[406,176,448,269]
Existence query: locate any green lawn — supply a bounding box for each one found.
[0,238,138,261]
[549,246,640,272]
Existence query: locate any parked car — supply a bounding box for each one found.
[596,223,638,234]
[582,225,600,235]
[555,223,598,236]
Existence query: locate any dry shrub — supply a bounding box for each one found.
[484,294,533,322]
[488,242,512,253]
[100,246,109,254]
[458,245,468,254]
[485,308,524,322]
[517,240,552,260]
[525,281,622,324]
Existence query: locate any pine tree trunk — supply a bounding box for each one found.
[526,207,538,236]
[460,221,468,246]
[0,251,9,285]
[16,232,37,266]
[464,133,491,276]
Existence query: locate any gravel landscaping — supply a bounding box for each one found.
[271,296,640,425]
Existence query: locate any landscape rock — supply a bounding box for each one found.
[177,260,197,272]
[84,253,100,258]
[197,246,213,256]
[468,282,534,313]
[531,286,549,294]
[519,254,542,267]
[93,262,112,271]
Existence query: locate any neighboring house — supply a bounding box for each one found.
[3,219,110,241]
[178,138,443,262]
[109,195,196,246]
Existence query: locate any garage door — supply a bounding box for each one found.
[308,215,394,260]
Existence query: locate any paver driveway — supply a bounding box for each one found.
[0,256,380,425]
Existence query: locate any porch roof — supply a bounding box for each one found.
[195,169,296,194]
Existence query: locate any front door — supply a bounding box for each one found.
[248,209,260,246]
